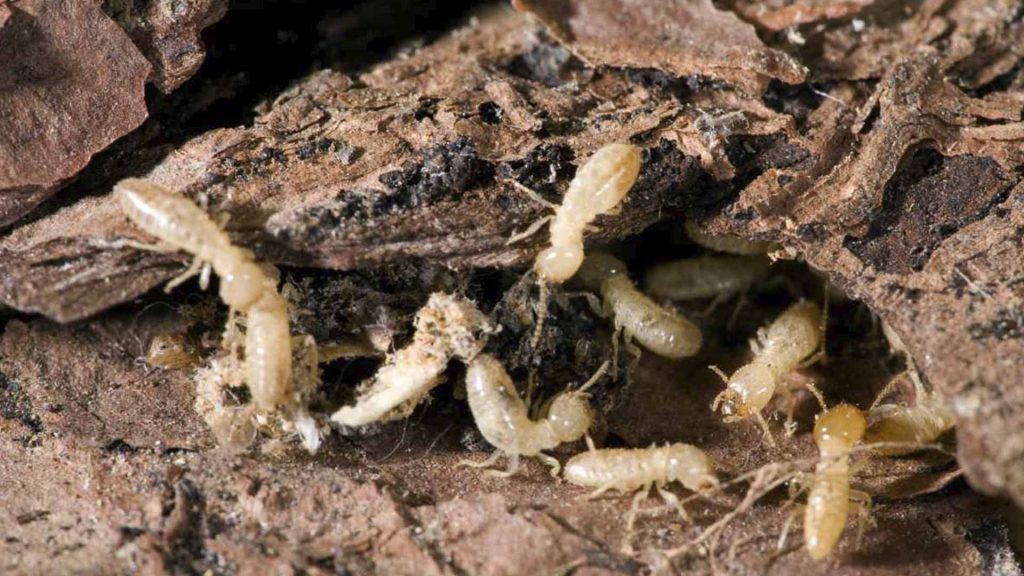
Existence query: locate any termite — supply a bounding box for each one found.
[331,293,494,427]
[684,220,772,255]
[864,323,955,455]
[145,333,198,369]
[803,403,870,560]
[564,441,718,539]
[575,252,702,360]
[462,353,606,477]
[865,375,955,456]
[507,144,642,346]
[710,300,826,444]
[644,255,770,302]
[115,179,311,447]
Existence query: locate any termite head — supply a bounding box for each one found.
[713,363,774,420]
[546,392,593,443]
[219,258,273,310]
[574,252,627,292]
[535,244,584,283]
[814,403,866,455]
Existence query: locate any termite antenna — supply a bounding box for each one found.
[578,360,611,395]
[709,365,729,383]
[530,279,550,351]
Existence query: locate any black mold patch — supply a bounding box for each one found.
[504,42,589,88]
[725,132,814,190]
[969,307,1024,341]
[496,143,576,202]
[377,137,495,211]
[847,150,1013,274]
[631,139,707,210]
[964,518,1021,576]
[487,274,620,411]
[0,371,42,434]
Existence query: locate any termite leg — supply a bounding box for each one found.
[585,484,613,500]
[459,450,503,470]
[198,261,213,291]
[776,503,804,552]
[585,434,597,452]
[566,291,604,317]
[116,238,181,254]
[849,490,874,550]
[625,485,651,543]
[752,411,778,448]
[164,256,205,292]
[656,484,690,523]
[507,215,553,245]
[505,179,556,209]
[485,453,520,478]
[726,292,749,330]
[537,452,561,478]
[620,329,643,374]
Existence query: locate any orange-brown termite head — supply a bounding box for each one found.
[813,403,866,457]
[716,362,775,420]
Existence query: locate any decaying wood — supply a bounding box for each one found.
[104,0,228,92]
[1,8,799,322]
[512,0,807,94]
[3,0,1024,573]
[0,0,151,228]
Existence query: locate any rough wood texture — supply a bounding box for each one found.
[1,8,797,322]
[3,1,1024,573]
[0,0,151,228]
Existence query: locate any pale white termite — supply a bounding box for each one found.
[684,220,772,255]
[865,375,955,456]
[564,442,718,536]
[804,403,870,560]
[711,300,825,444]
[575,252,702,360]
[644,255,771,302]
[462,353,605,477]
[114,179,312,447]
[331,293,494,427]
[507,144,641,346]
[864,323,955,455]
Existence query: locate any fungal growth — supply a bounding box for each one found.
[508,143,642,346]
[331,293,494,427]
[463,353,605,477]
[711,300,825,443]
[644,255,771,302]
[115,178,319,452]
[575,252,703,360]
[804,403,870,560]
[564,442,717,538]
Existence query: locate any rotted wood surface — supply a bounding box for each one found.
[2,1,1024,574]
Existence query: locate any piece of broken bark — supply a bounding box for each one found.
[0,7,801,322]
[513,0,807,95]
[0,0,151,228]
[103,0,228,93]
